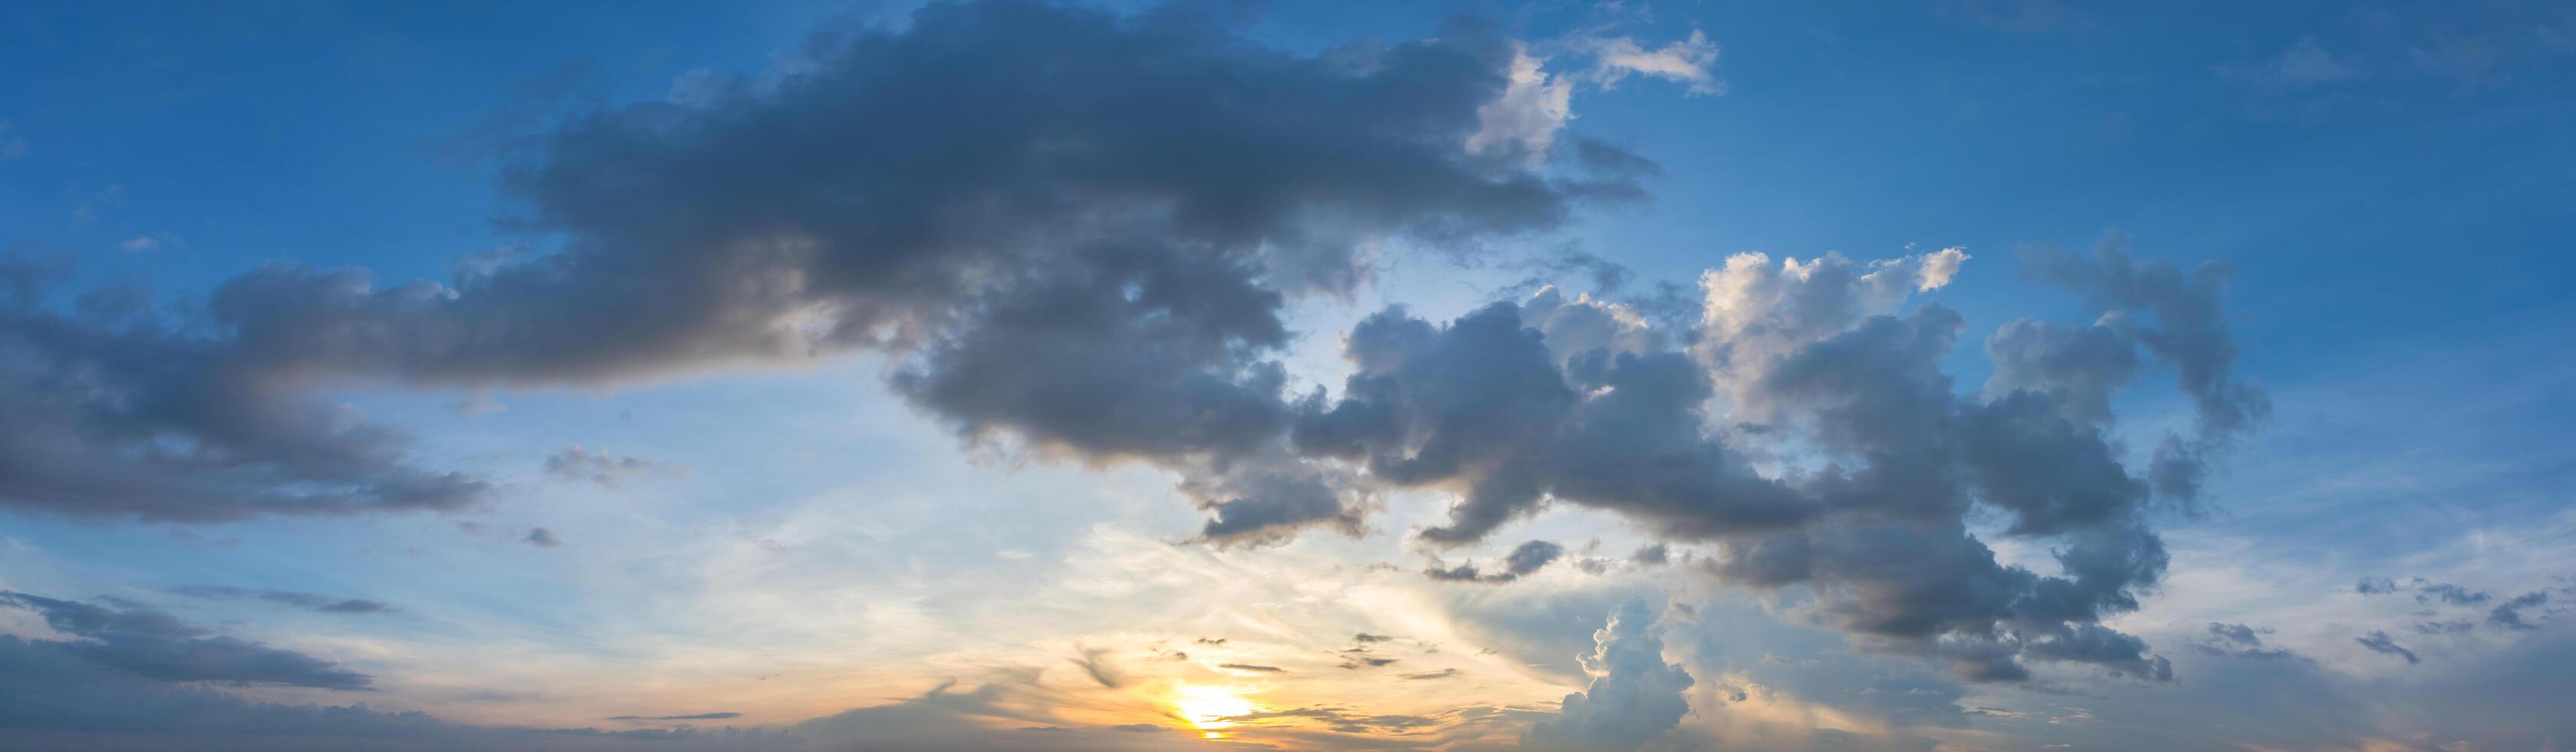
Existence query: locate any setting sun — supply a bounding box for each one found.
[1172,684,1257,730]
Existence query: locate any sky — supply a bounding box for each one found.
[0,1,2571,750]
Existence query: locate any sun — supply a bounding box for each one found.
[1171,684,1257,730]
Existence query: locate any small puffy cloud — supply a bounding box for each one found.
[523,528,563,547]
[543,445,683,489]
[1579,30,1723,94]
[1427,540,1567,583]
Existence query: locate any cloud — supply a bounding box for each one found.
[1217,706,1442,734]
[606,712,742,721]
[0,259,487,522]
[2488,591,2548,631]
[1284,238,2231,681]
[0,589,371,690]
[1466,43,1576,161]
[2358,576,2502,609]
[1068,646,1124,689]
[1184,454,1367,547]
[2020,235,2267,503]
[1218,663,1286,674]
[167,585,396,615]
[1522,598,1693,750]
[0,0,1638,528]
[2355,630,2421,665]
[542,445,682,489]
[0,620,798,751]
[1576,31,1723,94]
[1426,539,1567,583]
[2417,582,2491,607]
[523,528,563,547]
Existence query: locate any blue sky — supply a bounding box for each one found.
[2,1,2571,750]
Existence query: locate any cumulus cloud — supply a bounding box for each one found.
[1281,238,2230,682]
[1522,598,1693,750]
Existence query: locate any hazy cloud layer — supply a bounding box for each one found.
[167,585,395,615]
[0,590,371,690]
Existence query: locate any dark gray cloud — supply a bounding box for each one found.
[523,527,563,547]
[542,446,680,489]
[2188,622,2297,660]
[2356,630,2421,664]
[2488,591,2548,631]
[0,0,1635,529]
[1184,455,1366,547]
[0,620,801,752]
[1521,598,1693,750]
[2360,576,2504,610]
[167,585,395,615]
[2419,582,2492,607]
[1426,539,1567,583]
[1219,663,1286,674]
[0,266,486,522]
[1296,301,1805,545]
[2207,622,2264,646]
[1284,240,2228,681]
[0,590,370,690]
[606,712,741,721]
[2020,235,2268,503]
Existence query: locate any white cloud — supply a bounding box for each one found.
[1581,30,1724,95]
[1468,45,1576,163]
